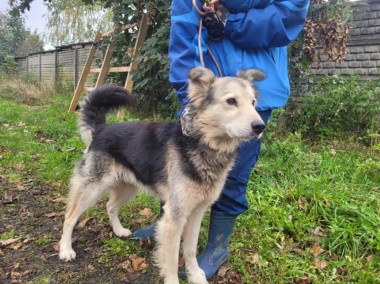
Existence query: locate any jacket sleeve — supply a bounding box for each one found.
[169,1,206,108]
[220,0,275,13]
[224,0,309,49]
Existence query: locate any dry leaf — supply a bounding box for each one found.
[3,192,13,204]
[52,197,67,204]
[366,255,373,262]
[130,256,147,271]
[250,253,259,264]
[119,260,132,271]
[310,242,325,256]
[139,208,154,219]
[314,258,327,269]
[12,163,25,171]
[295,276,312,284]
[10,242,23,251]
[311,226,326,237]
[45,212,64,218]
[216,265,229,277]
[77,217,93,229]
[0,237,21,247]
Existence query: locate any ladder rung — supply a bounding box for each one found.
[89,66,131,73]
[84,87,95,92]
[89,68,101,73]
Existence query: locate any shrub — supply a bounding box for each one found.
[285,74,380,140]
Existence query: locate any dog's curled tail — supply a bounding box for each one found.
[78,84,135,146]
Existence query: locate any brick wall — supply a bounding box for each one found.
[311,0,380,79]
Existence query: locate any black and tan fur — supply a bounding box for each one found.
[59,67,265,284]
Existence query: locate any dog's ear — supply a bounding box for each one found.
[188,67,216,102]
[237,69,265,82]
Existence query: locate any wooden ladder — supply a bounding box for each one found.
[68,13,149,117]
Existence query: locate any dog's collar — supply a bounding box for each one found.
[180,104,196,137]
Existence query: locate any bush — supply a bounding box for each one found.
[285,74,380,140]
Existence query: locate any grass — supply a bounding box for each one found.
[0,77,379,283]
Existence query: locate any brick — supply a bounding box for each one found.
[361,27,375,35]
[370,3,380,10]
[357,54,371,60]
[375,26,380,33]
[349,28,361,36]
[350,46,364,54]
[323,62,335,68]
[370,53,380,60]
[354,68,368,75]
[344,54,356,61]
[368,18,380,26]
[336,62,348,68]
[327,69,338,75]
[340,69,354,75]
[364,46,380,53]
[362,61,377,68]
[355,20,369,28]
[368,68,380,75]
[349,61,362,68]
[363,11,378,19]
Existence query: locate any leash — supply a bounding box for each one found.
[192,0,223,77]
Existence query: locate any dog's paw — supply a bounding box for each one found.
[113,227,132,238]
[59,248,76,261]
[187,268,208,284]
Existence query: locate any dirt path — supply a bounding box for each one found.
[0,169,242,284]
[0,172,159,284]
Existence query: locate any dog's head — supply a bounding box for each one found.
[187,67,266,150]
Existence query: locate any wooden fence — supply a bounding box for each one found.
[15,42,98,88]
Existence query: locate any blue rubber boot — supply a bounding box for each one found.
[132,202,164,239]
[196,209,236,279]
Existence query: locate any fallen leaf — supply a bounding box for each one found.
[52,196,67,204]
[314,258,327,269]
[45,212,64,218]
[295,276,312,284]
[119,260,132,271]
[299,196,308,210]
[250,253,259,264]
[310,242,325,256]
[130,256,147,271]
[10,242,23,250]
[12,163,25,171]
[366,255,373,262]
[216,265,229,277]
[0,249,4,256]
[0,237,21,247]
[3,192,13,204]
[77,217,93,229]
[311,226,326,237]
[87,264,95,271]
[139,208,154,219]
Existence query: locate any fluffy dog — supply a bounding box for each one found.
[59,66,265,284]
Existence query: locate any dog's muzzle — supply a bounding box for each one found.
[251,121,266,136]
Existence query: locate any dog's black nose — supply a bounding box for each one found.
[252,122,265,135]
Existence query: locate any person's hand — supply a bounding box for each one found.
[203,0,219,13]
[202,0,224,41]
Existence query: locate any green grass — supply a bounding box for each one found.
[0,83,379,283]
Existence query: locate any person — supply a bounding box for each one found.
[133,0,310,279]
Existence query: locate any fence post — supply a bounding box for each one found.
[39,53,42,82]
[54,49,58,82]
[26,56,29,77]
[74,48,79,87]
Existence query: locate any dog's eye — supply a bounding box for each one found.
[252,100,256,106]
[226,98,237,106]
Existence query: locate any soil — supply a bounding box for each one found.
[0,171,243,284]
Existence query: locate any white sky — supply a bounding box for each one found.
[0,0,53,49]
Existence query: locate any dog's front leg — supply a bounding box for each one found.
[182,203,209,284]
[155,201,186,284]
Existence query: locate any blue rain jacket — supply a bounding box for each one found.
[169,0,309,112]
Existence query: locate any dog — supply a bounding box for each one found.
[59,66,265,284]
